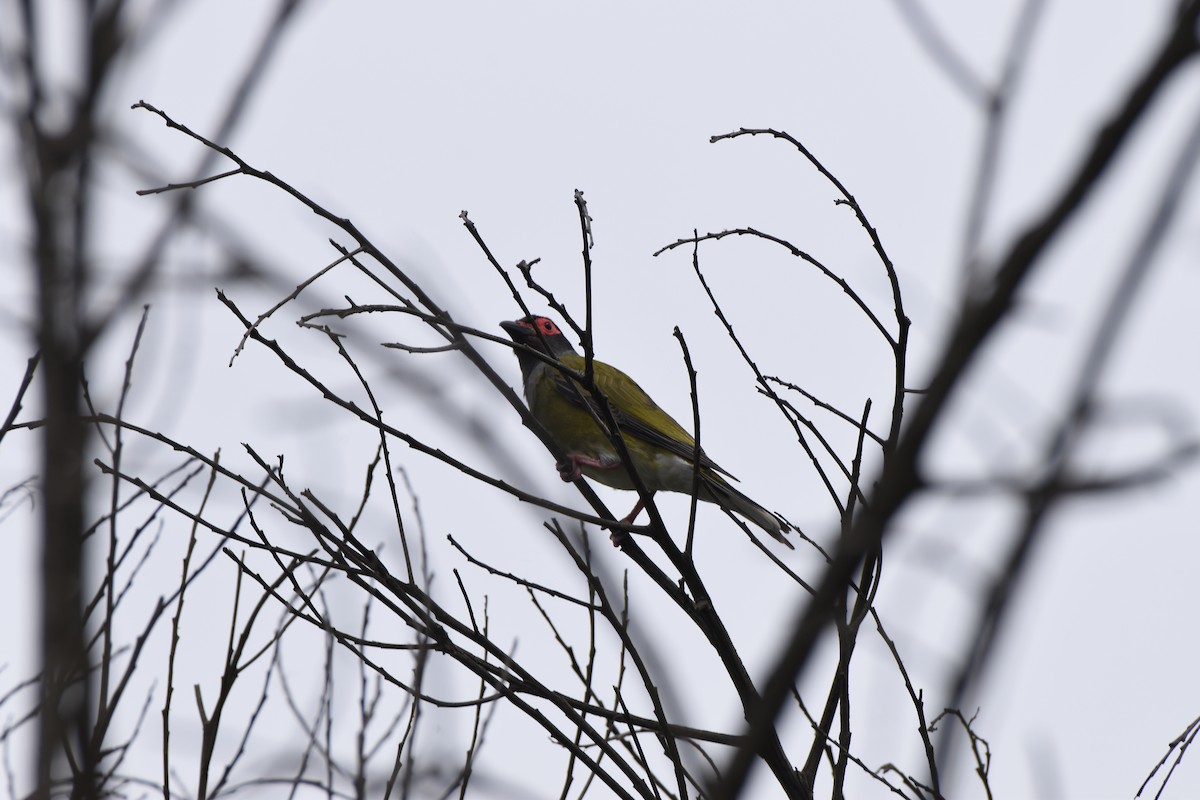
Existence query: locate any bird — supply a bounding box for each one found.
[501,314,792,547]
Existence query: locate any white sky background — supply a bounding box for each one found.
[2,1,1200,798]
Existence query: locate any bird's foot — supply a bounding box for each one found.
[556,453,620,482]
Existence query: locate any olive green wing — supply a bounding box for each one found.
[553,354,735,479]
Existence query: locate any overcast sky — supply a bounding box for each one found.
[3,2,1200,798]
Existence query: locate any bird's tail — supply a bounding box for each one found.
[700,476,793,549]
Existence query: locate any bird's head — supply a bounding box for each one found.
[500,315,578,360]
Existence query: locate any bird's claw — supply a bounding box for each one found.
[556,453,619,482]
[556,457,583,482]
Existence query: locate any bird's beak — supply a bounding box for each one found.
[499,320,525,340]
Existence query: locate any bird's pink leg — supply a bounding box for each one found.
[556,453,620,482]
[609,496,649,547]
[620,497,645,526]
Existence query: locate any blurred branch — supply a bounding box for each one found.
[3,1,312,795]
[940,88,1200,755]
[887,0,989,103]
[716,5,1200,796]
[99,0,310,340]
[958,0,1047,292]
[13,0,123,792]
